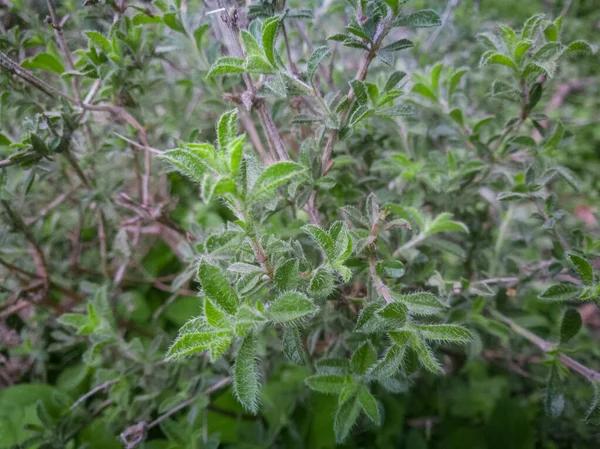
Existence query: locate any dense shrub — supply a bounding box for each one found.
[1,0,599,448]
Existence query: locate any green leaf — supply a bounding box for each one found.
[559,309,582,345]
[307,46,331,84]
[315,358,351,376]
[564,40,595,56]
[233,334,260,414]
[84,31,112,54]
[166,330,232,360]
[369,344,405,379]
[412,83,437,101]
[376,260,405,278]
[384,71,407,92]
[378,302,408,327]
[375,103,416,117]
[261,16,281,67]
[308,266,336,298]
[480,52,517,71]
[448,68,468,100]
[426,213,469,235]
[355,303,386,334]
[251,162,305,199]
[234,304,266,336]
[538,283,582,302]
[204,297,229,329]
[274,259,299,291]
[514,40,534,62]
[350,80,369,105]
[394,292,445,315]
[193,24,210,51]
[381,39,414,53]
[302,224,336,261]
[410,335,443,374]
[240,30,263,57]
[217,109,238,151]
[267,292,318,323]
[545,365,564,417]
[396,10,442,28]
[358,386,380,425]
[57,313,90,333]
[21,53,65,74]
[207,57,246,77]
[245,55,278,74]
[282,326,304,365]
[334,394,361,443]
[521,14,545,40]
[160,145,216,183]
[198,261,239,314]
[565,253,594,286]
[305,374,345,394]
[351,341,377,375]
[413,324,472,344]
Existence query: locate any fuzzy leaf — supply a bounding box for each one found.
[565,253,594,286]
[261,16,281,67]
[166,330,232,360]
[396,10,441,28]
[538,283,582,302]
[307,46,331,84]
[376,260,405,278]
[480,52,517,71]
[308,266,336,298]
[234,334,260,413]
[305,374,345,394]
[234,304,266,336]
[351,341,378,375]
[282,326,304,365]
[274,259,299,291]
[217,110,238,151]
[381,39,414,53]
[545,365,564,417]
[410,335,443,374]
[302,224,336,261]
[413,324,472,344]
[334,394,361,443]
[394,292,445,315]
[358,386,380,425]
[240,30,263,57]
[267,292,318,323]
[198,261,239,314]
[207,57,246,77]
[559,309,582,345]
[204,297,229,329]
[251,162,305,199]
[369,344,405,379]
[355,303,386,334]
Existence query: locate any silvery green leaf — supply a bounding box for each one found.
[565,253,594,286]
[538,283,581,302]
[395,10,441,28]
[412,324,472,344]
[393,292,445,315]
[274,258,299,291]
[207,57,246,77]
[282,326,304,365]
[305,374,345,394]
[197,261,239,314]
[351,341,378,375]
[251,162,305,199]
[233,334,260,413]
[267,292,319,323]
[307,46,331,85]
[358,385,380,425]
[334,393,361,443]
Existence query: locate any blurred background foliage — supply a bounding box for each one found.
[0,0,599,448]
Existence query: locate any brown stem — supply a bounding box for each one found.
[490,310,600,383]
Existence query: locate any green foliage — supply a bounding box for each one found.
[1,0,599,447]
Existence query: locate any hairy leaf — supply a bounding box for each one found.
[234,334,260,413]
[267,292,318,323]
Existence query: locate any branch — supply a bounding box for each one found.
[217,4,289,163]
[490,310,600,383]
[305,10,393,224]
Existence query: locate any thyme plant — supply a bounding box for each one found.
[0,0,599,447]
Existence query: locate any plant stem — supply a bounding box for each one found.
[490,310,600,383]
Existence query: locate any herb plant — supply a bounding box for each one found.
[1,0,599,448]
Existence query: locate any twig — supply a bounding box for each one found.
[70,378,120,410]
[424,0,458,51]
[148,377,232,429]
[490,310,600,383]
[217,3,289,163]
[25,181,80,225]
[305,8,393,224]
